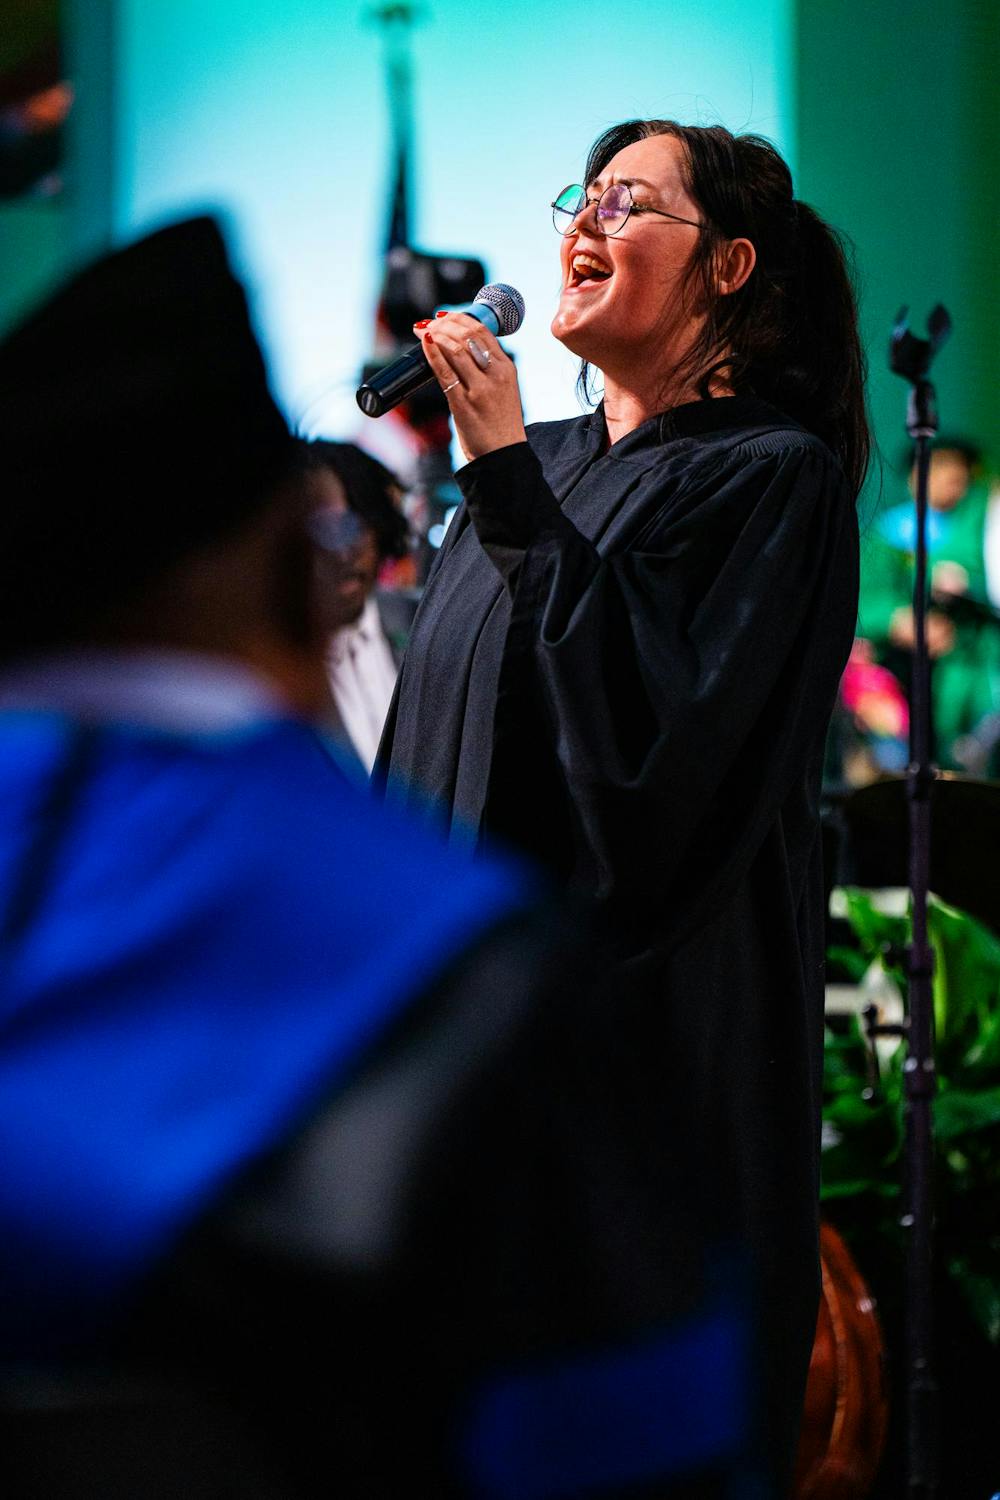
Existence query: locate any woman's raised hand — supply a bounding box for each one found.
[413,311,527,464]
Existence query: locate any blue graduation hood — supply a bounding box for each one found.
[0,713,533,1360]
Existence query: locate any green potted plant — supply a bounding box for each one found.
[822,889,1000,1493]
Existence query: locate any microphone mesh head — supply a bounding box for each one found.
[473,283,525,336]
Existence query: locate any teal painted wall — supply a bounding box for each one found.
[0,1,117,335]
[63,0,117,261]
[0,199,66,332]
[796,0,1000,498]
[0,0,66,332]
[96,0,793,431]
[7,2,997,469]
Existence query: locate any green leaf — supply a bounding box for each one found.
[825,1092,888,1129]
[841,888,909,959]
[820,1178,900,1201]
[934,1086,1000,1141]
[964,1003,1000,1077]
[928,896,1000,1065]
[948,1258,1000,1345]
[823,891,1000,1314]
[823,1048,868,1088]
[827,944,869,983]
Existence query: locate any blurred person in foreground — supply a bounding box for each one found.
[859,436,1000,769]
[301,439,415,772]
[0,219,761,1499]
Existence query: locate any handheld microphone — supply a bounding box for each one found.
[356,283,525,418]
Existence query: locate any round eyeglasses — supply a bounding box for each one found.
[308,509,367,557]
[551,182,703,237]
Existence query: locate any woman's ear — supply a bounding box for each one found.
[717,238,756,296]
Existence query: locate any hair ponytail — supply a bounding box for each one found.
[749,197,869,494]
[581,121,871,496]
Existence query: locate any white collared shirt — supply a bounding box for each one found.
[326,596,398,774]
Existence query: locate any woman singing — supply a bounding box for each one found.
[377,120,866,1482]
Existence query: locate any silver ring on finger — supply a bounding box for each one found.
[442,379,461,393]
[467,338,492,372]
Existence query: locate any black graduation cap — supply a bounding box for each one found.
[0,216,292,657]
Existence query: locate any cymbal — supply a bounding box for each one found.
[838,774,1000,934]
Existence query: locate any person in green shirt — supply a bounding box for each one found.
[859,437,1000,770]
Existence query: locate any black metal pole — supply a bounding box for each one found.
[888,306,951,1500]
[903,398,938,1500]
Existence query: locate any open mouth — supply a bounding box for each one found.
[568,252,613,289]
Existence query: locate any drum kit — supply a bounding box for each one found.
[836,774,1000,939]
[794,770,1000,1499]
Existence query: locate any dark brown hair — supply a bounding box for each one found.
[581,120,870,495]
[298,439,409,562]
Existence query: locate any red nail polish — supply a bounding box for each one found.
[435,310,447,319]
[425,333,434,344]
[414,318,430,329]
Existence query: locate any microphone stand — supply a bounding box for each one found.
[880,303,952,1500]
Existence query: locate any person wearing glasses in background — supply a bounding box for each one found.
[377,118,868,1487]
[300,439,414,772]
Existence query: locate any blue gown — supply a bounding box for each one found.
[0,711,530,1359]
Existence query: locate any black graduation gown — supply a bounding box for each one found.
[377,395,860,1477]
